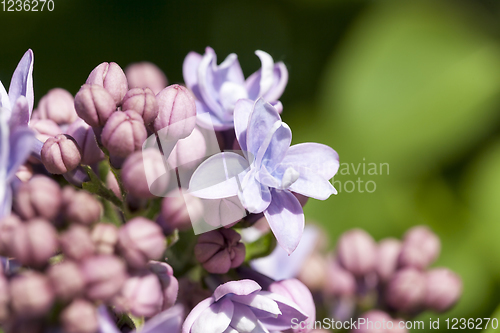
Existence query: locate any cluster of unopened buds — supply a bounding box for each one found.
[0,47,462,333]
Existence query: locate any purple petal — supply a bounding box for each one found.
[262,62,288,102]
[280,143,339,180]
[230,294,281,317]
[288,171,337,200]
[260,122,291,171]
[197,48,225,119]
[200,196,247,227]
[245,51,288,103]
[238,170,271,214]
[9,95,30,128]
[256,291,308,331]
[191,297,234,333]
[140,305,184,333]
[230,302,268,333]
[214,280,262,302]
[0,82,9,110]
[219,82,248,121]
[97,306,121,333]
[0,108,10,217]
[233,99,254,159]
[246,99,281,160]
[212,50,245,87]
[183,51,203,90]
[7,127,34,181]
[9,49,34,117]
[182,297,214,333]
[264,190,304,255]
[189,152,249,199]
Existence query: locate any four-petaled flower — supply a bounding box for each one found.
[183,47,288,130]
[189,98,339,254]
[0,50,36,217]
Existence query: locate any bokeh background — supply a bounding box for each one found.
[2,0,500,331]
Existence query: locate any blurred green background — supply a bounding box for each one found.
[2,0,500,331]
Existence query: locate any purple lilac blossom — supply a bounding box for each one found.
[0,49,36,217]
[182,279,308,333]
[183,47,288,130]
[189,99,339,254]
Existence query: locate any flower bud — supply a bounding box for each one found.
[117,217,166,269]
[122,87,159,125]
[91,223,119,255]
[41,134,82,174]
[297,253,327,292]
[121,149,170,198]
[74,84,116,127]
[324,260,356,297]
[149,261,179,310]
[376,238,402,282]
[47,261,85,301]
[106,171,122,198]
[125,62,168,95]
[9,218,58,267]
[385,268,426,313]
[61,299,99,333]
[153,84,196,142]
[36,88,78,125]
[269,278,315,333]
[60,225,95,261]
[10,272,55,318]
[194,228,245,274]
[80,255,127,301]
[101,110,147,158]
[66,118,105,165]
[159,190,203,232]
[30,118,63,142]
[62,186,102,225]
[398,226,440,270]
[353,310,408,333]
[0,275,9,322]
[424,268,462,312]
[13,175,62,221]
[0,214,22,256]
[86,62,128,106]
[16,164,33,182]
[168,127,206,169]
[114,272,163,317]
[337,229,377,276]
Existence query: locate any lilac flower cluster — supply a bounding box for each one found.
[0,47,461,333]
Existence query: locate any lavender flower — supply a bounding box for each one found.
[189,99,339,253]
[182,279,308,333]
[0,50,36,217]
[183,47,288,130]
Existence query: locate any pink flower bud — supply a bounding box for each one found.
[121,149,170,198]
[101,110,147,158]
[86,62,128,106]
[0,275,9,322]
[10,272,55,318]
[153,84,196,142]
[9,218,58,267]
[15,164,33,182]
[106,171,122,198]
[91,223,119,255]
[117,217,166,269]
[62,186,102,225]
[122,88,159,125]
[114,272,163,317]
[398,226,440,270]
[297,253,327,292]
[13,175,62,221]
[324,260,356,297]
[337,229,377,276]
[269,278,316,333]
[41,134,82,174]
[353,310,408,333]
[47,261,85,301]
[385,268,426,313]
[60,225,95,261]
[376,238,402,282]
[194,228,245,274]
[424,268,462,312]
[66,118,105,165]
[36,88,78,125]
[159,190,203,232]
[61,299,99,333]
[80,255,127,301]
[125,62,168,95]
[30,118,63,143]
[74,84,116,127]
[0,214,22,256]
[168,127,206,169]
[149,261,179,310]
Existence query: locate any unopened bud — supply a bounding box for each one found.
[62,186,102,225]
[74,84,116,127]
[337,229,377,276]
[66,118,105,165]
[101,110,147,158]
[324,260,356,297]
[30,118,63,142]
[117,217,166,269]
[385,268,426,313]
[13,175,62,221]
[0,214,22,256]
[47,261,85,301]
[41,134,82,174]
[149,261,179,310]
[114,272,163,317]
[36,88,78,125]
[0,275,9,322]
[10,272,55,318]
[61,299,99,333]
[297,253,327,292]
[159,190,203,232]
[125,62,168,95]
[424,268,462,312]
[60,225,95,261]
[194,228,245,274]
[80,255,127,301]
[398,226,440,270]
[86,62,128,106]
[376,238,402,282]
[91,223,119,255]
[153,84,196,142]
[353,310,408,333]
[122,88,159,125]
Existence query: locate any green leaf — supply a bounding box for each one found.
[244,231,276,262]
